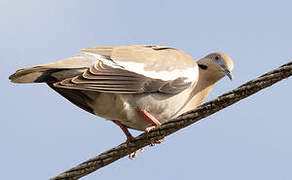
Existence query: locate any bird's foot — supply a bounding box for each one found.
[128,147,145,160]
[145,125,166,146]
[125,136,145,160]
[141,109,165,146]
[113,120,144,160]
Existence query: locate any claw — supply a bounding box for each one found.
[140,147,144,152]
[145,125,165,146]
[145,125,157,133]
[129,150,139,160]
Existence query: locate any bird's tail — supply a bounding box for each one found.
[9,54,95,83]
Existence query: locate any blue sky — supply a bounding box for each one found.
[1,0,292,179]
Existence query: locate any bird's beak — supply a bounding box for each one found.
[220,64,233,80]
[226,70,233,80]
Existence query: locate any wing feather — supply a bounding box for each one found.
[54,60,192,94]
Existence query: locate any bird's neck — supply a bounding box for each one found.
[177,69,217,115]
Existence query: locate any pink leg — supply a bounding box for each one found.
[140,109,161,127]
[113,120,143,159]
[113,120,133,141]
[139,109,165,145]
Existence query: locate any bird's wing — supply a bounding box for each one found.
[54,45,198,94]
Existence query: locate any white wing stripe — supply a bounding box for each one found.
[83,52,198,83]
[115,61,198,83]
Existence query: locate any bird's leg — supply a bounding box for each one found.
[113,120,133,142]
[139,109,165,146]
[113,120,143,159]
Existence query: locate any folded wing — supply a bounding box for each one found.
[54,45,198,94]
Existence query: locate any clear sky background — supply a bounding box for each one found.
[1,0,292,179]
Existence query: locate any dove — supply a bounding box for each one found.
[9,45,234,158]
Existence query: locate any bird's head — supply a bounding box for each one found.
[197,52,234,82]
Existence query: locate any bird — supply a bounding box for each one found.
[9,45,234,158]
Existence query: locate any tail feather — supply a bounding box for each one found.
[9,66,87,83]
[9,54,96,83]
[9,66,50,83]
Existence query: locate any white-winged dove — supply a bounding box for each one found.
[9,45,234,158]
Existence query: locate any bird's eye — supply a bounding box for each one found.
[213,55,221,61]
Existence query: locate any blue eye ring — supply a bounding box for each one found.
[213,54,221,62]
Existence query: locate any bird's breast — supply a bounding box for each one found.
[90,88,192,131]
